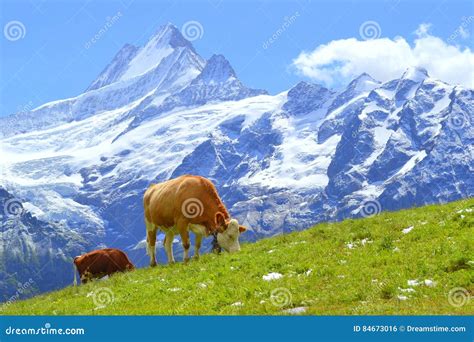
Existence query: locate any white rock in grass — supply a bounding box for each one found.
[291,241,307,245]
[259,300,266,304]
[262,272,283,281]
[407,279,420,286]
[402,226,414,234]
[198,283,207,289]
[346,242,355,249]
[231,301,244,307]
[397,295,408,301]
[267,249,275,254]
[305,269,313,276]
[424,279,436,287]
[283,306,308,315]
[398,287,415,293]
[168,287,181,292]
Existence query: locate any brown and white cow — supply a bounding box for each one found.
[143,175,247,266]
[73,248,134,284]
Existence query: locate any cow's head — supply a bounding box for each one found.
[215,213,247,253]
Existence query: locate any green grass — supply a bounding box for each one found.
[2,199,473,315]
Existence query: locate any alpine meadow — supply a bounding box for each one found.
[2,199,472,315]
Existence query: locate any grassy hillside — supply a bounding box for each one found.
[2,199,473,315]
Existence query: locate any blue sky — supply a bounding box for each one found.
[0,0,472,117]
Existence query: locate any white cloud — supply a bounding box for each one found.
[292,24,474,88]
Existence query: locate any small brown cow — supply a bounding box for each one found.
[144,175,247,266]
[73,248,134,284]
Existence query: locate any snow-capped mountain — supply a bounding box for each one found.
[0,24,205,138]
[0,187,93,300]
[0,24,472,300]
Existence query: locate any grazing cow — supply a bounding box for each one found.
[73,248,134,284]
[144,175,247,266]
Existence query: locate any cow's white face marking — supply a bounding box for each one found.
[217,219,242,253]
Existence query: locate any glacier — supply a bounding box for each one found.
[0,23,472,301]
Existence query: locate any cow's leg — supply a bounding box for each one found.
[145,219,157,267]
[147,229,157,267]
[194,233,202,260]
[211,233,222,254]
[177,219,191,263]
[164,232,175,264]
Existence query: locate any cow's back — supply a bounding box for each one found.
[144,175,228,229]
[76,248,133,276]
[103,248,134,271]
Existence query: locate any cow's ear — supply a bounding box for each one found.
[239,225,247,233]
[215,212,226,229]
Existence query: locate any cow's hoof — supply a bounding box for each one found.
[150,262,157,267]
[184,257,190,264]
[193,255,200,260]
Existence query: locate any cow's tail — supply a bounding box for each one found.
[73,257,78,286]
